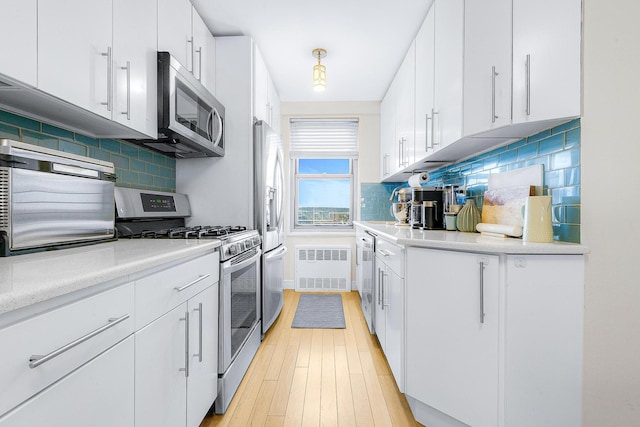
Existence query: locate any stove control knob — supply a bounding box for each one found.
[253,237,260,246]
[228,244,237,255]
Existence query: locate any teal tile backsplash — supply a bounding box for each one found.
[361,118,582,243]
[0,109,176,192]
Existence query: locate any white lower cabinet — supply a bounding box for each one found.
[374,238,405,392]
[0,250,220,427]
[406,248,499,427]
[0,336,135,427]
[135,284,218,427]
[405,247,584,427]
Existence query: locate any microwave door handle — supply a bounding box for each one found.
[213,109,223,147]
[206,110,213,142]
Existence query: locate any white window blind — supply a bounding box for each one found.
[289,118,359,158]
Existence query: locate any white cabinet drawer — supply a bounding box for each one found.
[0,282,134,417]
[135,252,219,329]
[0,336,134,427]
[376,238,404,277]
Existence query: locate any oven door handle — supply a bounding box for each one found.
[223,249,262,274]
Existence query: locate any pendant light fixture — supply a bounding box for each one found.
[312,48,327,92]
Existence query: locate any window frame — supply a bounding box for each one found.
[290,157,358,231]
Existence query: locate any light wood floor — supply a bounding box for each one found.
[200,290,422,427]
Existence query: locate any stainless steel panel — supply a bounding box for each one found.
[262,245,287,335]
[1,140,115,252]
[10,168,114,250]
[254,121,284,253]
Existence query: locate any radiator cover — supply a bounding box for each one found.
[295,245,351,292]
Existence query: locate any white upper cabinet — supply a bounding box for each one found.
[0,0,37,87]
[38,0,113,120]
[512,0,581,124]
[192,9,216,95]
[463,0,513,136]
[253,45,280,133]
[432,0,464,150]
[379,79,397,181]
[112,0,158,137]
[395,40,416,169]
[37,0,157,137]
[158,0,217,95]
[414,7,435,160]
[158,0,193,72]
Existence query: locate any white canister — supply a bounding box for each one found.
[522,196,553,242]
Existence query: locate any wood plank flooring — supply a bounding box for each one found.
[200,290,422,427]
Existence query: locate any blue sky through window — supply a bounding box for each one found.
[297,159,350,208]
[298,179,350,208]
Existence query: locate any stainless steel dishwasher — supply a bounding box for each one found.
[357,230,376,334]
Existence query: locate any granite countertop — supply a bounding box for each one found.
[354,221,589,255]
[0,239,221,316]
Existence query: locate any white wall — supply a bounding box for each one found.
[581,0,640,425]
[279,101,380,286]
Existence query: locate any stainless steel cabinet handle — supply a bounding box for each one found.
[382,272,389,309]
[378,268,382,305]
[29,314,130,368]
[179,311,189,377]
[187,37,194,72]
[193,303,203,363]
[196,47,202,81]
[174,274,210,292]
[491,66,498,123]
[100,47,112,112]
[383,154,390,176]
[425,113,432,151]
[121,61,131,120]
[525,54,531,116]
[398,139,402,168]
[431,109,439,148]
[479,261,485,324]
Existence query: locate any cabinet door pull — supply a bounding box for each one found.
[174,274,210,292]
[378,268,383,305]
[383,153,389,176]
[179,311,190,377]
[491,66,498,123]
[431,109,439,147]
[398,139,402,168]
[479,261,485,324]
[525,54,531,116]
[187,37,194,72]
[121,61,131,120]
[425,113,432,151]
[382,272,389,309]
[193,303,203,363]
[100,46,112,112]
[196,47,202,81]
[28,314,130,369]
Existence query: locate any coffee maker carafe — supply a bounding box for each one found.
[410,187,444,229]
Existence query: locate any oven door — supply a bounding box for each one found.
[219,248,262,373]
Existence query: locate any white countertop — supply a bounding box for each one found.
[0,239,221,316]
[354,221,589,255]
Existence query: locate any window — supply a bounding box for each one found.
[289,118,358,231]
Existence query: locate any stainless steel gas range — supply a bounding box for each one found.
[114,187,262,415]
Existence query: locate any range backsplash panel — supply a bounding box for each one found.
[361,118,581,243]
[0,109,176,192]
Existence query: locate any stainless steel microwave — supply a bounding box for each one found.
[136,52,225,158]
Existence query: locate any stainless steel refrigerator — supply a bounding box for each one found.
[178,119,286,337]
[253,121,286,335]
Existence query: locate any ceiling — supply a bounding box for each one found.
[191,0,433,102]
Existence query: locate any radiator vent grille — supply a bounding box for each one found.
[0,169,8,229]
[295,246,351,292]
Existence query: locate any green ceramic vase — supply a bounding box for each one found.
[456,199,481,232]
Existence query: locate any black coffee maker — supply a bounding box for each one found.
[409,187,444,229]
